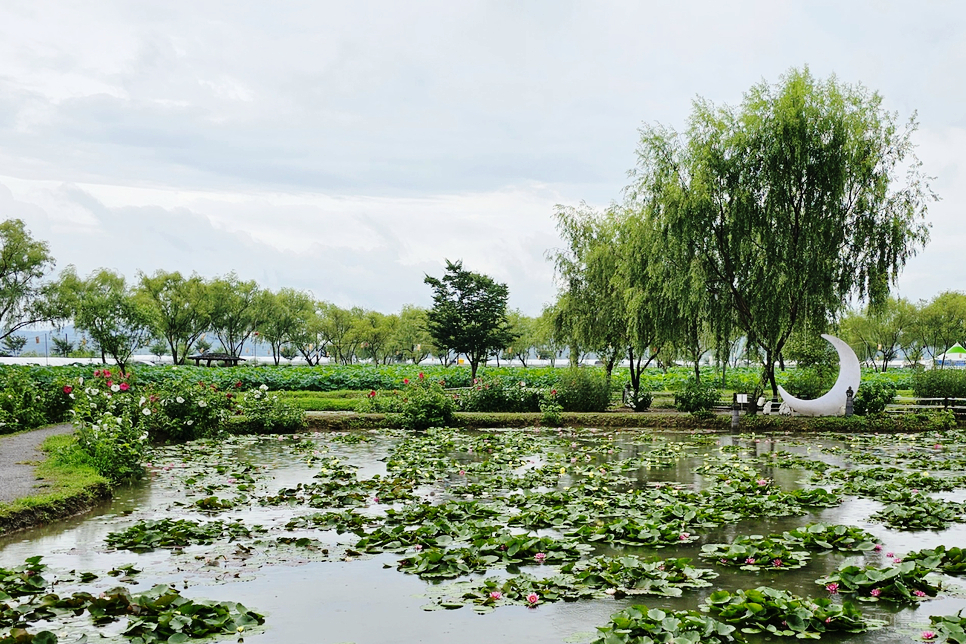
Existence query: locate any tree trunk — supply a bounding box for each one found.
[693,360,700,384]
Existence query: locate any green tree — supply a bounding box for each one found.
[392,305,434,364]
[51,335,73,357]
[355,310,398,364]
[840,297,916,372]
[136,270,211,364]
[208,273,261,358]
[503,310,537,366]
[319,302,364,365]
[916,291,966,367]
[629,67,933,396]
[258,288,316,365]
[59,268,153,372]
[1,334,26,356]
[533,306,565,367]
[424,260,514,380]
[0,219,58,342]
[551,205,628,380]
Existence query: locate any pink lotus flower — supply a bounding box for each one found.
[414,544,422,551]
[825,583,839,594]
[757,479,768,486]
[870,588,882,597]
[534,552,546,563]
[825,617,832,624]
[489,591,502,600]
[922,631,937,640]
[772,559,783,567]
[913,590,927,597]
[874,544,882,551]
[745,558,756,564]
[886,552,894,558]
[459,470,466,476]
[720,558,729,564]
[679,532,691,540]
[526,593,539,604]
[893,557,903,563]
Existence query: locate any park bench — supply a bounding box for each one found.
[186,352,246,367]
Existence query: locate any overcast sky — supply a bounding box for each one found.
[1,1,963,315]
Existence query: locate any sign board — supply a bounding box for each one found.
[736,394,748,404]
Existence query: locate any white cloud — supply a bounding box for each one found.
[0,0,964,315]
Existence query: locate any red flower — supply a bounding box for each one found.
[403,378,410,385]
[235,381,243,388]
[93,370,101,377]
[106,380,113,387]
[227,393,233,398]
[368,390,376,398]
[119,382,130,391]
[418,372,424,379]
[63,385,73,394]
[103,369,111,377]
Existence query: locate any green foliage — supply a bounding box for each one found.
[456,377,542,413]
[853,378,896,415]
[396,375,455,431]
[0,220,56,345]
[138,379,236,441]
[0,368,73,434]
[234,385,306,434]
[424,260,515,379]
[674,378,720,414]
[705,587,884,636]
[591,605,737,644]
[913,368,966,399]
[555,368,611,412]
[777,524,879,552]
[928,610,966,644]
[904,545,966,575]
[539,390,563,426]
[816,559,943,603]
[782,366,835,400]
[699,535,810,571]
[105,518,264,552]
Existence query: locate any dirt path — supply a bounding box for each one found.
[0,424,74,504]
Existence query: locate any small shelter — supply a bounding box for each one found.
[937,343,966,368]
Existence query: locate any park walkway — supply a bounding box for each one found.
[0,424,74,503]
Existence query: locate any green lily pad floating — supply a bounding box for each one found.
[816,559,944,603]
[105,519,266,552]
[778,523,880,552]
[700,536,810,571]
[705,586,885,636]
[905,545,966,575]
[591,605,737,644]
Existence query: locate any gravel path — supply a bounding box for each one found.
[0,424,74,504]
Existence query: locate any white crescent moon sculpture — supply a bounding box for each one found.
[777,334,861,417]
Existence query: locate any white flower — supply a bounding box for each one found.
[259,384,269,391]
[139,396,147,406]
[111,384,121,392]
[69,393,75,399]
[142,408,152,415]
[176,396,185,404]
[78,376,84,385]
[186,420,194,425]
[198,400,207,407]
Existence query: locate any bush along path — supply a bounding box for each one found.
[0,424,112,537]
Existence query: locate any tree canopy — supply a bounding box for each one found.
[424,260,514,380]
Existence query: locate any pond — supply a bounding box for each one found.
[2,427,966,644]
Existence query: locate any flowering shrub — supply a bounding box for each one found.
[456,377,542,413]
[0,368,74,434]
[554,368,611,412]
[235,384,305,433]
[137,380,237,441]
[396,374,454,430]
[539,390,563,426]
[67,369,145,483]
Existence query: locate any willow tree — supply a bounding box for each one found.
[630,67,933,397]
[551,205,628,380]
